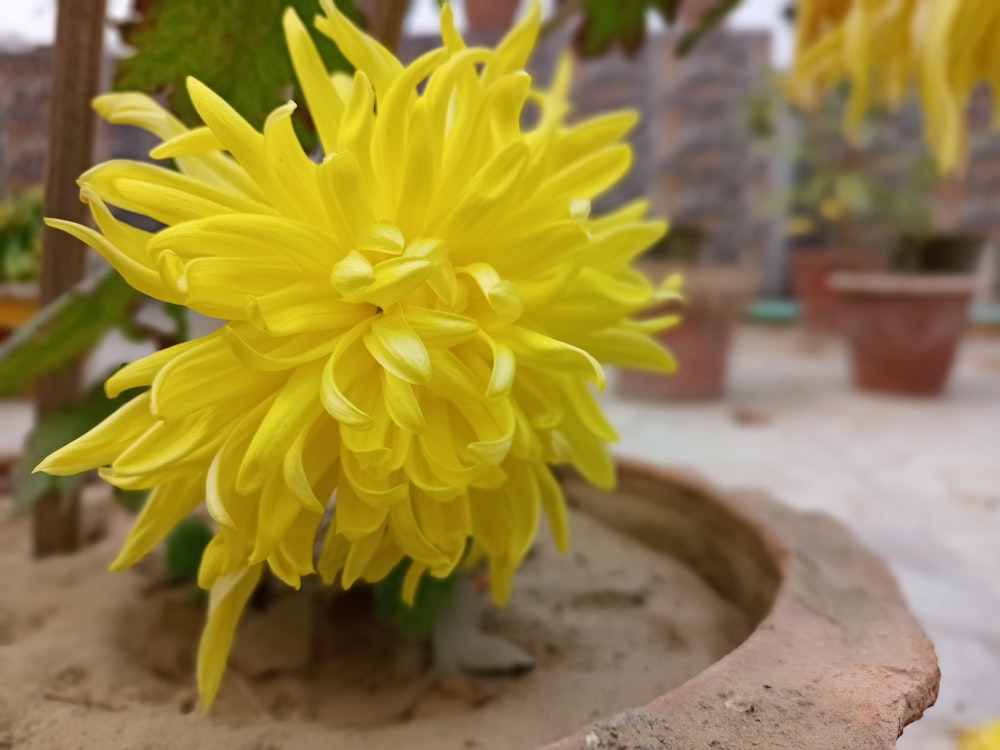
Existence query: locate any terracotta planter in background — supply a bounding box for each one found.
[0,282,39,343]
[831,272,975,397]
[617,266,757,400]
[464,0,520,32]
[789,249,883,332]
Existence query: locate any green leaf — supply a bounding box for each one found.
[0,269,138,397]
[0,188,44,284]
[676,0,741,57]
[165,516,214,582]
[114,488,150,513]
[835,174,870,213]
[373,558,461,642]
[565,0,737,58]
[115,0,364,146]
[13,378,144,514]
[570,0,656,57]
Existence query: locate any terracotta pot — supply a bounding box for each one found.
[831,272,975,397]
[789,249,882,332]
[0,282,39,342]
[617,266,757,400]
[465,0,520,32]
[544,462,939,749]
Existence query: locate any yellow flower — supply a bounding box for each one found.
[36,1,677,708]
[961,721,1000,750]
[790,0,1000,173]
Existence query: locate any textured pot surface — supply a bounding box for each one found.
[789,249,882,332]
[832,272,975,396]
[544,462,940,750]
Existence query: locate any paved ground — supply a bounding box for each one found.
[1,324,998,748]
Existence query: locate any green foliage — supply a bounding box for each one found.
[374,559,460,641]
[676,0,741,57]
[114,488,149,513]
[0,269,138,397]
[13,378,144,514]
[165,517,214,582]
[565,0,739,58]
[115,0,363,144]
[745,81,936,248]
[0,188,44,283]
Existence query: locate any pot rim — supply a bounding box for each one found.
[829,271,977,295]
[543,461,940,750]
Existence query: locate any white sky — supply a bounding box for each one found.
[0,0,793,66]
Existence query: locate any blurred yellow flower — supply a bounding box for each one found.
[790,0,1000,173]
[961,721,1000,750]
[36,0,676,708]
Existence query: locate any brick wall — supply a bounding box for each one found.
[0,50,52,197]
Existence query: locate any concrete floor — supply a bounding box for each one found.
[1,324,998,748]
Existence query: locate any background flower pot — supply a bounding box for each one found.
[831,272,976,396]
[789,248,883,332]
[618,266,757,400]
[0,282,39,343]
[464,0,520,32]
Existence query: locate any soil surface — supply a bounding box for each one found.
[0,491,749,750]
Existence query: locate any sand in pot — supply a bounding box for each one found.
[0,493,750,750]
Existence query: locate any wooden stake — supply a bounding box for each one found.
[33,0,107,557]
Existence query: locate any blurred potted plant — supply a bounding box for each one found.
[0,188,44,338]
[619,224,757,400]
[750,81,982,395]
[831,218,983,397]
[748,86,919,331]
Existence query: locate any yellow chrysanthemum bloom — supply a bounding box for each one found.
[36,1,677,708]
[790,0,1000,173]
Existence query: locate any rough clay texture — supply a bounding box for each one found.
[0,481,749,750]
[543,462,941,750]
[0,461,937,749]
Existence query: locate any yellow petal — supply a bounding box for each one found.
[316,0,404,100]
[364,308,432,385]
[535,462,569,552]
[486,0,541,84]
[401,561,427,606]
[110,479,202,570]
[237,362,324,493]
[383,370,426,434]
[197,563,264,711]
[335,482,390,541]
[321,323,376,428]
[402,305,478,347]
[282,7,345,154]
[35,392,155,476]
[342,526,386,588]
